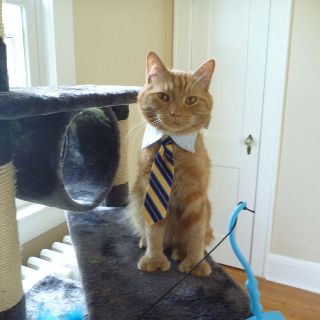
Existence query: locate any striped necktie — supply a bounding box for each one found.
[142,136,174,225]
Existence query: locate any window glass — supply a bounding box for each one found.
[3,3,28,87]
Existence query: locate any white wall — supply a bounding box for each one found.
[72,0,173,186]
[271,0,320,263]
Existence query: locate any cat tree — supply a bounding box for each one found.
[0,2,138,316]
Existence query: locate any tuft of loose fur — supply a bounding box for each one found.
[129,52,215,277]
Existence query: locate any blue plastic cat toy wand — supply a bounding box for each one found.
[228,202,285,320]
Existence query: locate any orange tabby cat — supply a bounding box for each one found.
[130,52,215,277]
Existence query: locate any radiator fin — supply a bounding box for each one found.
[22,235,79,292]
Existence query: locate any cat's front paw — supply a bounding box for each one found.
[138,254,170,272]
[179,259,212,277]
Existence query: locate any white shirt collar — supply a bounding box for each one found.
[141,124,198,153]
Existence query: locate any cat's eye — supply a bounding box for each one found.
[186,96,197,105]
[157,92,170,102]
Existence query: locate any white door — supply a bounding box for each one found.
[174,0,270,268]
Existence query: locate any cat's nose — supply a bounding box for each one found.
[170,111,181,118]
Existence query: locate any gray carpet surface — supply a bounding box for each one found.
[67,207,251,320]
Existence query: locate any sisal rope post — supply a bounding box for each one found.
[0,162,23,311]
[113,119,129,186]
[105,112,129,207]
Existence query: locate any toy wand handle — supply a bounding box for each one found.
[228,202,264,319]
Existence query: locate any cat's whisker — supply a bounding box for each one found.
[126,121,145,136]
[202,132,215,138]
[130,125,146,143]
[125,121,146,141]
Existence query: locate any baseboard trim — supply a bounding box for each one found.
[266,253,320,294]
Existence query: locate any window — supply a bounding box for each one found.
[3,3,27,86]
[3,0,40,87]
[3,0,76,87]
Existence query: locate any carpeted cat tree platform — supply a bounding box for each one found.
[0,4,251,318]
[66,207,251,320]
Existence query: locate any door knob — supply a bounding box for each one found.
[244,134,254,155]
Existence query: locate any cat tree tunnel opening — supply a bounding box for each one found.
[61,108,119,207]
[12,107,120,211]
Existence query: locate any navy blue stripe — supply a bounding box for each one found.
[149,175,169,207]
[145,194,164,220]
[162,136,173,145]
[165,147,173,158]
[155,155,173,184]
[150,172,169,203]
[144,199,159,223]
[155,160,173,186]
[164,150,174,166]
[155,155,173,182]
[167,156,174,167]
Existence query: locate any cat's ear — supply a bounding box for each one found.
[146,51,168,84]
[192,59,215,90]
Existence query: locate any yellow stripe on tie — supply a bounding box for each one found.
[148,184,167,216]
[152,164,171,194]
[141,206,154,225]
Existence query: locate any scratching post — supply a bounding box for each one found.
[0,163,23,312]
[106,105,129,206]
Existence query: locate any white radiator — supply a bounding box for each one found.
[21,235,80,292]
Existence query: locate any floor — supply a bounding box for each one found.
[223,265,320,320]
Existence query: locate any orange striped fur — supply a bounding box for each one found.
[129,52,215,277]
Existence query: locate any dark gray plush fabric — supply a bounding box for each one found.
[0,120,11,166]
[105,183,129,207]
[0,38,9,92]
[110,105,129,121]
[67,207,251,320]
[0,297,26,320]
[0,85,140,120]
[0,37,10,165]
[11,108,120,211]
[25,275,87,319]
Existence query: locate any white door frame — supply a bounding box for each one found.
[173,0,293,276]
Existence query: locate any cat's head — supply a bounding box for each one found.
[138,51,215,135]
